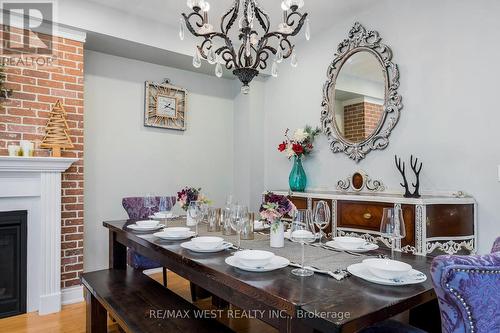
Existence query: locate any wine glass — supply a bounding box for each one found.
[159,196,168,212]
[144,194,155,218]
[290,209,316,277]
[187,201,203,235]
[313,201,330,244]
[230,205,248,249]
[199,202,209,223]
[379,207,406,259]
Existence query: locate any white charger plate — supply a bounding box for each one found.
[153,230,196,240]
[347,263,427,286]
[181,241,233,253]
[225,255,290,272]
[127,223,165,231]
[324,240,379,253]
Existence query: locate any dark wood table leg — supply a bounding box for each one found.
[409,298,441,333]
[84,288,107,333]
[109,230,127,269]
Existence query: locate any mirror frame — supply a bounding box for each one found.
[321,22,402,162]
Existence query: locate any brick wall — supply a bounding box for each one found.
[1,25,84,288]
[343,102,383,142]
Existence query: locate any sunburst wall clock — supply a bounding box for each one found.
[144,80,188,131]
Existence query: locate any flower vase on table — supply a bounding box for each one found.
[177,186,210,227]
[289,155,306,192]
[186,214,196,226]
[270,220,285,248]
[277,125,320,193]
[259,192,297,249]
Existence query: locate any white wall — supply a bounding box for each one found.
[233,80,266,211]
[263,0,500,253]
[84,51,235,272]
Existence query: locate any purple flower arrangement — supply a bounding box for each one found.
[259,192,297,224]
[177,187,201,211]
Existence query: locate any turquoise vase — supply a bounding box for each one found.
[289,155,307,192]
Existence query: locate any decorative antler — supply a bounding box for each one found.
[395,155,411,197]
[394,155,423,198]
[410,155,423,198]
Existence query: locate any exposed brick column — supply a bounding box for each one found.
[343,101,383,141]
[1,25,84,289]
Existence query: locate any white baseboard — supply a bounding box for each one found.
[61,285,84,305]
[39,292,61,315]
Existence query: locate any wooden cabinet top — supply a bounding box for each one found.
[271,189,476,205]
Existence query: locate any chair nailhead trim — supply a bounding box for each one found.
[446,267,500,331]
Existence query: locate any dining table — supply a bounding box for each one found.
[103,218,441,333]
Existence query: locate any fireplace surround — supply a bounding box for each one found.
[0,156,77,315]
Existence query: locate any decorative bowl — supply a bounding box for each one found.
[135,220,160,228]
[234,250,275,268]
[163,227,190,236]
[363,258,412,280]
[191,236,224,250]
[333,236,366,250]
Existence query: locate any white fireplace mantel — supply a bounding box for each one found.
[0,156,78,172]
[0,156,78,315]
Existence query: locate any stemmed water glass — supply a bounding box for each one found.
[313,201,330,244]
[380,207,406,259]
[290,209,316,277]
[188,201,203,236]
[159,196,170,213]
[230,205,248,249]
[144,194,155,218]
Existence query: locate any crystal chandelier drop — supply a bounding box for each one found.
[180,0,309,94]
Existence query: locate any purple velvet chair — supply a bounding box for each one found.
[431,237,500,333]
[122,196,176,287]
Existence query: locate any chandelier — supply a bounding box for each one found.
[180,0,309,94]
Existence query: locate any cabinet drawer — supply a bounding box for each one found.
[337,201,415,247]
[338,201,392,230]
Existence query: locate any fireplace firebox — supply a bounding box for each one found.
[0,211,27,318]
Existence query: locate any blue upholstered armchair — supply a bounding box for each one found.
[122,196,176,287]
[431,237,500,333]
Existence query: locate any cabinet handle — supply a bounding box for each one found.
[363,212,372,220]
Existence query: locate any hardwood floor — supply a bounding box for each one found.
[0,271,277,333]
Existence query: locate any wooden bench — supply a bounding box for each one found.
[81,269,235,333]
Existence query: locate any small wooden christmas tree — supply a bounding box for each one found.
[40,100,74,157]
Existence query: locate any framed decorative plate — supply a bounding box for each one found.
[144,81,187,130]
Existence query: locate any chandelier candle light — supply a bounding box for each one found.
[180,0,310,94]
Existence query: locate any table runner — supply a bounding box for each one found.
[135,218,373,280]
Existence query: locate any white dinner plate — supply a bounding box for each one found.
[324,240,379,253]
[149,214,180,219]
[153,230,196,240]
[181,241,233,253]
[225,255,290,272]
[347,263,427,286]
[127,223,165,231]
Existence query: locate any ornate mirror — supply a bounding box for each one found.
[321,22,402,161]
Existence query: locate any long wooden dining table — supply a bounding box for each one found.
[103,219,441,333]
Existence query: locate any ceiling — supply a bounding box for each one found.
[83,1,374,81]
[86,0,369,36]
